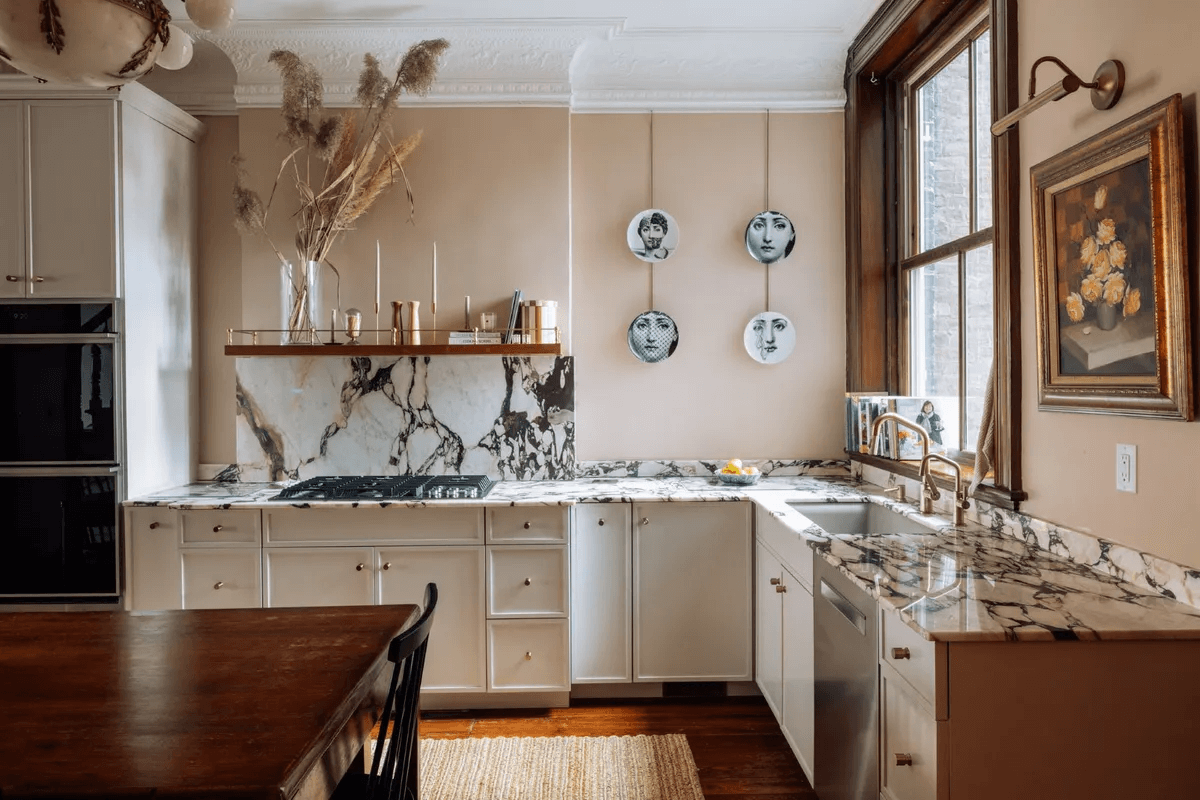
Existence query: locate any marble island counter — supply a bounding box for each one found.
[124,476,1200,644]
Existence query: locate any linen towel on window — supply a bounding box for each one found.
[970,358,995,496]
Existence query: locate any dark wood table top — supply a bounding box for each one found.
[0,604,419,800]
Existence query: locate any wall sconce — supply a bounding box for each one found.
[0,0,236,88]
[991,57,1125,137]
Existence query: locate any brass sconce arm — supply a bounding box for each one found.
[991,57,1124,137]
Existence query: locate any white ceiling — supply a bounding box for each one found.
[143,0,885,114]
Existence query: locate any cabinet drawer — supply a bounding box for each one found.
[488,506,568,543]
[265,507,483,545]
[880,609,944,715]
[756,505,813,590]
[881,667,940,800]
[264,547,375,607]
[181,509,261,545]
[487,546,568,617]
[182,549,262,609]
[488,619,569,691]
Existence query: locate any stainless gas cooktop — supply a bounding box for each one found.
[272,475,495,501]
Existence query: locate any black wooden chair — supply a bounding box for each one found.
[335,582,438,800]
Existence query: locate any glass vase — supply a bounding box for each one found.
[280,260,321,344]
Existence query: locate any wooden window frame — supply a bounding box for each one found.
[844,0,1025,509]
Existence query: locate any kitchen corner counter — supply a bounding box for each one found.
[124,476,1200,643]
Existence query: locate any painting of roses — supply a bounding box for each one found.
[1031,94,1191,419]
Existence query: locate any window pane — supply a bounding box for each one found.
[964,244,994,454]
[917,48,971,251]
[973,31,992,230]
[908,256,959,403]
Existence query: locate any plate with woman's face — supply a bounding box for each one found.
[628,310,679,363]
[627,209,679,262]
[744,311,795,364]
[744,210,795,264]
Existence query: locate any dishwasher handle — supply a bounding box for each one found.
[820,578,867,635]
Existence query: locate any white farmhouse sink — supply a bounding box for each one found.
[787,501,934,535]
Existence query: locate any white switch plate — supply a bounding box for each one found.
[1116,443,1137,493]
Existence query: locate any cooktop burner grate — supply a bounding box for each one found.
[272,475,495,501]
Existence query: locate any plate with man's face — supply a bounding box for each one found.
[744,210,796,264]
[627,209,679,262]
[743,311,795,364]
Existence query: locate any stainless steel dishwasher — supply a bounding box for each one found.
[813,554,879,800]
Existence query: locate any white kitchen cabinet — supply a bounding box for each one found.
[124,507,183,610]
[487,545,568,617]
[755,505,815,784]
[633,501,752,682]
[264,546,375,607]
[0,101,24,294]
[570,503,632,683]
[488,618,570,691]
[378,545,486,693]
[182,549,262,609]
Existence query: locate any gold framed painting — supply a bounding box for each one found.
[1031,93,1191,419]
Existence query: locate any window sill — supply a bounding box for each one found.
[848,451,1026,511]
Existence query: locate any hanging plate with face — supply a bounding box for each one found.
[744,311,795,364]
[627,209,680,262]
[744,210,796,264]
[628,310,680,363]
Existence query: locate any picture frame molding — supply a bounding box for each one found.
[1030,93,1192,420]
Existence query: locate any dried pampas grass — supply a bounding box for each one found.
[232,39,450,270]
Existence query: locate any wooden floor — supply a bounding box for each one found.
[419,694,817,799]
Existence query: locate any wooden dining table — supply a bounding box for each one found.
[0,604,419,800]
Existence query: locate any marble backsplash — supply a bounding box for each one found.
[234,355,574,481]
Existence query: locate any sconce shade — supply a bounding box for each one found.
[156,22,192,69]
[0,0,170,87]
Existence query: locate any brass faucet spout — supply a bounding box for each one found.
[868,413,931,460]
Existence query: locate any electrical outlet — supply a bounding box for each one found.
[1116,443,1137,493]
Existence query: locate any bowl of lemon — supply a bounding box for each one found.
[717,459,760,485]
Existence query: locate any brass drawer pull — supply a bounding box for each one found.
[641,518,649,525]
[597,518,605,526]
[356,563,365,571]
[32,276,45,283]
[149,522,160,530]
[524,578,531,586]
[382,562,392,570]
[895,753,913,767]
[212,525,224,533]
[214,581,224,590]
[4,275,18,282]
[775,584,787,593]
[769,577,781,585]
[523,521,532,529]
[892,647,911,660]
[525,651,533,660]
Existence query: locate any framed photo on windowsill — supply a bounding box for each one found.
[1031,93,1192,420]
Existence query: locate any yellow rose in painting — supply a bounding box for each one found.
[1096,218,1117,245]
[1066,291,1085,323]
[1123,287,1141,318]
[1081,273,1103,303]
[1103,273,1126,306]
[1079,235,1098,266]
[1094,185,1108,210]
[1109,240,1127,268]
[1090,248,1112,280]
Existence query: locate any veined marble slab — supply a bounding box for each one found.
[235,355,574,482]
[579,458,850,477]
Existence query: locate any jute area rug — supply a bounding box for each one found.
[402,734,705,800]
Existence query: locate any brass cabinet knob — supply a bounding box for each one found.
[4,275,18,282]
[769,577,781,585]
[641,518,650,525]
[355,563,365,571]
[524,578,531,586]
[892,647,911,660]
[525,651,533,660]
[382,562,392,570]
[214,581,224,590]
[775,584,787,593]
[597,519,605,526]
[32,276,45,283]
[212,525,223,532]
[895,753,913,767]
[523,521,532,529]
[148,522,160,529]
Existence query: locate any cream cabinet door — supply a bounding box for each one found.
[124,507,181,610]
[781,565,815,784]
[633,501,752,682]
[0,102,25,298]
[182,549,262,609]
[27,102,116,298]
[377,546,486,693]
[264,546,375,607]
[755,539,784,715]
[570,503,632,683]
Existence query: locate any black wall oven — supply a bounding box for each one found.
[0,303,121,603]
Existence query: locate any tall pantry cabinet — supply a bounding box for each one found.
[0,77,203,499]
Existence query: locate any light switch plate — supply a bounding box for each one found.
[1116,443,1137,493]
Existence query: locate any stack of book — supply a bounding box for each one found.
[447,331,504,345]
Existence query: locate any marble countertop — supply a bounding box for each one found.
[126,477,1200,643]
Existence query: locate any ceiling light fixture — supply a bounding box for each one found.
[991,57,1125,137]
[0,0,236,88]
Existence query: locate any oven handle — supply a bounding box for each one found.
[0,333,118,344]
[0,465,120,477]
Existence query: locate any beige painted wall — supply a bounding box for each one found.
[1017,0,1200,569]
[572,113,846,459]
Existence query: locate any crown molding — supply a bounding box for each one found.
[571,89,846,113]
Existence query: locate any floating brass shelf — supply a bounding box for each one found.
[224,327,562,357]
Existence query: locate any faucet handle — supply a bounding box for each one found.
[883,485,906,503]
[922,471,940,501]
